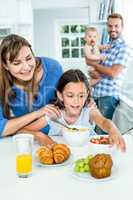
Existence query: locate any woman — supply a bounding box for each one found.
[0,34,63,147]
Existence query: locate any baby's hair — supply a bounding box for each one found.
[55,69,91,109]
[85,26,98,37]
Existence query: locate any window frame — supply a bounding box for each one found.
[54,19,88,61]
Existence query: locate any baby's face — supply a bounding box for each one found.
[85,30,98,46]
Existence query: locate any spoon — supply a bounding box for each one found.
[50,117,79,131]
[122,127,133,135]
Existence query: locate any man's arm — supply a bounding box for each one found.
[86,58,123,78]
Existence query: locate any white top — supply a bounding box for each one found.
[48,107,95,136]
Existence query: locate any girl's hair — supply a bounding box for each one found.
[0,34,41,118]
[55,69,91,109]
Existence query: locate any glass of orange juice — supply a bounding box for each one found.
[14,133,34,178]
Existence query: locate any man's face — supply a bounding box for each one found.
[107,17,123,39]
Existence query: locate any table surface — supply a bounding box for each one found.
[0,134,133,200]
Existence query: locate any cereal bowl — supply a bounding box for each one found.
[88,135,116,155]
[62,125,90,146]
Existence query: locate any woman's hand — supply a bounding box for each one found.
[38,104,61,119]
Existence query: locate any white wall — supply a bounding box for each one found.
[0,0,17,25]
[33,8,88,58]
[115,0,133,102]
[32,0,89,9]
[115,0,133,47]
[121,57,133,101]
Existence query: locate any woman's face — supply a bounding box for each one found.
[58,82,88,117]
[5,46,36,82]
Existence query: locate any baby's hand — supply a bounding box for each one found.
[100,44,112,51]
[103,44,112,50]
[100,55,106,61]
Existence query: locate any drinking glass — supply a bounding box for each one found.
[14,133,34,178]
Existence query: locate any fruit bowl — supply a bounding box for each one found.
[62,125,90,147]
[88,135,116,155]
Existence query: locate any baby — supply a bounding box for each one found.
[84,27,110,86]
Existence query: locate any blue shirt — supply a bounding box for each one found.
[92,37,131,99]
[0,57,63,137]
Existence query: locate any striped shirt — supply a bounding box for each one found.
[92,37,131,99]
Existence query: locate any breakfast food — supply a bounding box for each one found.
[53,144,71,163]
[90,136,110,144]
[36,146,54,164]
[68,127,89,133]
[74,154,93,173]
[36,143,71,165]
[89,153,113,179]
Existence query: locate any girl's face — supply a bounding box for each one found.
[58,82,88,117]
[5,46,36,82]
[85,30,98,46]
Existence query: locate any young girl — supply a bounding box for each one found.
[45,69,125,152]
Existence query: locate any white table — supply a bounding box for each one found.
[0,135,133,200]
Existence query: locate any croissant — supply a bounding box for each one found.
[53,144,71,164]
[36,146,54,164]
[36,144,71,165]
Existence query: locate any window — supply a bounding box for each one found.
[61,24,86,59]
[0,28,11,44]
[56,21,87,60]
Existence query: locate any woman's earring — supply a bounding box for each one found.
[2,64,9,71]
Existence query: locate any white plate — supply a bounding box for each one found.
[69,163,118,182]
[35,154,73,167]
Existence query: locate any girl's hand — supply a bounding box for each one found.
[88,98,97,109]
[35,131,56,148]
[90,109,126,153]
[109,133,126,152]
[16,130,56,149]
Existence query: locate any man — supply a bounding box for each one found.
[86,13,131,134]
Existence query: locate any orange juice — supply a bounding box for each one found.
[16,154,32,175]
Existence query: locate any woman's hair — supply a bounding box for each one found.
[0,34,41,118]
[54,69,91,109]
